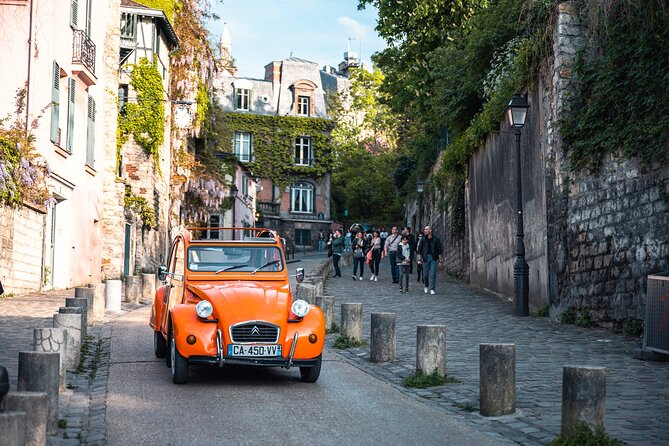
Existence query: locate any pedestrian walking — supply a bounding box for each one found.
[351,231,368,280]
[380,227,388,250]
[416,226,443,294]
[318,230,326,253]
[330,229,344,277]
[403,227,415,274]
[415,232,424,283]
[396,235,411,293]
[369,230,383,281]
[383,226,402,284]
[344,230,352,252]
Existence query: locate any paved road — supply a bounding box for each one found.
[322,254,669,445]
[105,306,501,446]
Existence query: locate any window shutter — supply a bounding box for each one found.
[50,61,60,144]
[85,0,92,35]
[67,78,75,152]
[70,0,78,28]
[86,95,95,166]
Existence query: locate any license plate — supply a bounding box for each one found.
[227,344,282,357]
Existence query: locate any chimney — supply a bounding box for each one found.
[264,61,281,82]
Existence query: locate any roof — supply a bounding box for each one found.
[120,0,179,48]
[284,56,318,65]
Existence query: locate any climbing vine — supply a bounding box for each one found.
[117,57,165,171]
[132,0,177,23]
[560,0,669,171]
[215,113,335,187]
[124,185,157,228]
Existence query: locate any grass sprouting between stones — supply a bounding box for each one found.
[453,401,477,412]
[326,322,340,334]
[332,335,365,349]
[547,422,624,446]
[402,370,460,388]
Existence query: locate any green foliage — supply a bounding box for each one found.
[195,83,210,128]
[548,422,624,446]
[623,318,644,338]
[576,309,593,328]
[118,58,165,172]
[124,185,157,228]
[332,335,365,349]
[326,322,340,335]
[133,0,176,23]
[401,370,460,388]
[536,305,550,317]
[214,112,334,187]
[560,0,669,171]
[561,306,576,325]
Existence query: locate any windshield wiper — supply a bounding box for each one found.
[252,259,281,274]
[215,264,249,274]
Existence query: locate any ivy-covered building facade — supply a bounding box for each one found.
[212,55,338,247]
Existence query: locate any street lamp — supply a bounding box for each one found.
[507,93,529,317]
[416,178,425,232]
[230,184,238,240]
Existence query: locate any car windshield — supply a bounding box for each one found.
[187,245,284,273]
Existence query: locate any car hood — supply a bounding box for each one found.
[188,282,291,326]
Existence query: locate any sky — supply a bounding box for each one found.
[207,0,387,79]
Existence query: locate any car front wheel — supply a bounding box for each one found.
[170,326,189,384]
[154,331,167,358]
[299,355,322,383]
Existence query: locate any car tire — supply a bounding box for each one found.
[299,355,322,383]
[154,331,167,358]
[165,324,172,368]
[170,326,189,384]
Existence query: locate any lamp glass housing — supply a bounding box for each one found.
[507,94,529,128]
[416,179,425,193]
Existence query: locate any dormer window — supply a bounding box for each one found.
[291,79,317,116]
[236,88,250,110]
[297,96,310,116]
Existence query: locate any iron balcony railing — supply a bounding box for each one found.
[258,201,280,216]
[72,29,96,75]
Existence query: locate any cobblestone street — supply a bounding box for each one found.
[323,254,669,445]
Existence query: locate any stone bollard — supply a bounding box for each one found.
[341,303,363,341]
[5,391,48,446]
[314,295,335,329]
[480,343,516,416]
[33,328,68,390]
[0,412,27,446]
[416,325,447,377]
[105,279,122,311]
[17,352,59,435]
[74,287,94,322]
[53,311,82,370]
[125,275,141,304]
[370,313,396,363]
[141,273,156,304]
[66,297,89,332]
[561,366,606,435]
[91,283,105,321]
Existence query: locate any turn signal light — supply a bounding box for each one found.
[186,335,197,345]
[308,333,318,344]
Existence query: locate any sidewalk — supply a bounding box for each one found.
[323,255,669,445]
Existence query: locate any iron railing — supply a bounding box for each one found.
[258,201,280,216]
[72,29,96,74]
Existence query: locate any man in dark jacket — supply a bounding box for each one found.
[416,225,443,294]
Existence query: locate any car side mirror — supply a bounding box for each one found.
[158,265,168,282]
[295,268,305,283]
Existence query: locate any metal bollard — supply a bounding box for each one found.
[341,303,363,341]
[479,343,516,416]
[5,391,48,446]
[561,366,606,435]
[125,275,141,304]
[33,328,68,390]
[105,279,122,311]
[141,273,156,304]
[53,311,82,370]
[370,313,396,363]
[17,352,59,435]
[416,325,446,377]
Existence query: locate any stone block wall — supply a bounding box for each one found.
[0,205,46,294]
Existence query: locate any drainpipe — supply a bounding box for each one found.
[24,0,35,134]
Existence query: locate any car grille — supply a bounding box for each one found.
[230,322,279,343]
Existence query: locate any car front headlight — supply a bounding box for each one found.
[291,299,310,318]
[195,300,213,318]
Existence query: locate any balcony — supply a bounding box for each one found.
[258,201,280,216]
[72,29,96,85]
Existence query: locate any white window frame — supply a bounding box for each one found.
[297,95,310,116]
[294,137,312,166]
[234,132,252,162]
[236,88,250,111]
[290,182,314,213]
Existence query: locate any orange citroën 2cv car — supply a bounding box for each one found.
[149,227,325,384]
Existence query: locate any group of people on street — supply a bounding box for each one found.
[326,224,444,294]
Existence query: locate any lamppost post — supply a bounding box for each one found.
[230,184,238,240]
[416,179,425,231]
[507,93,530,317]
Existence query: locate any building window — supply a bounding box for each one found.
[241,176,249,197]
[208,215,220,239]
[66,77,76,153]
[297,95,310,116]
[236,88,250,111]
[234,132,252,162]
[294,137,312,166]
[295,229,312,246]
[120,13,137,40]
[291,182,314,213]
[86,95,95,167]
[50,61,61,145]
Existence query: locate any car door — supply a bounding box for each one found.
[161,237,184,332]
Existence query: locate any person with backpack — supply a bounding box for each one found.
[396,235,412,293]
[330,229,344,277]
[351,231,368,280]
[416,226,443,294]
[383,226,402,284]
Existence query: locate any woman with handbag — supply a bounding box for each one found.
[368,230,383,281]
[330,229,344,277]
[351,231,368,280]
